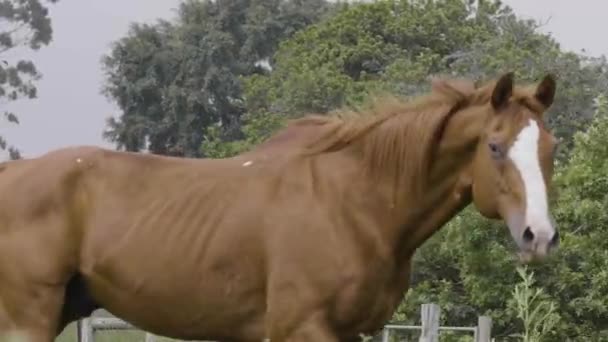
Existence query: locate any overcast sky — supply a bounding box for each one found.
[2,0,606,159]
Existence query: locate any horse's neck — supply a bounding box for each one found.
[392,107,488,259]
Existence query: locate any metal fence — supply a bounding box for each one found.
[381,303,493,342]
[77,316,157,342]
[77,303,493,342]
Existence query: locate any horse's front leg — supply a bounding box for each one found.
[281,314,339,342]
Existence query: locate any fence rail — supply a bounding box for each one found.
[77,303,492,342]
[380,303,492,342]
[78,316,157,342]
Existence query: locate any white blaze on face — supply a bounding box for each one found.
[508,119,554,240]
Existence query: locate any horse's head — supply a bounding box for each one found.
[470,72,559,263]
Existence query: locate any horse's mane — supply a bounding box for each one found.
[256,76,545,200]
[291,77,545,156]
[275,77,479,198]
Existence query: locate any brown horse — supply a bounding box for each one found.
[0,72,559,342]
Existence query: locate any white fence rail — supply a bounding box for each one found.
[381,303,493,342]
[78,316,158,342]
[77,303,492,342]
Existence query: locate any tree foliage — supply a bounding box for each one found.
[101,0,337,157]
[0,0,59,159]
[242,0,608,160]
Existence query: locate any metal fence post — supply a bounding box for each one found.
[381,327,390,342]
[418,303,440,342]
[79,318,93,342]
[476,316,492,342]
[77,320,82,342]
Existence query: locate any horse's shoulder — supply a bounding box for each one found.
[0,146,116,199]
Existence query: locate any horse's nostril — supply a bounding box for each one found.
[522,226,535,242]
[550,230,560,246]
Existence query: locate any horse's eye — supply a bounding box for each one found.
[489,142,503,159]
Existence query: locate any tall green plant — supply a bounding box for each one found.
[509,266,560,341]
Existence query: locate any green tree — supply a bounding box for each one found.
[0,0,60,159]
[201,110,285,158]
[242,0,608,160]
[101,0,337,157]
[542,94,608,340]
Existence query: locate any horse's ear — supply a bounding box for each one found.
[491,72,514,110]
[535,74,556,109]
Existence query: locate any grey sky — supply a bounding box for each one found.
[2,0,605,159]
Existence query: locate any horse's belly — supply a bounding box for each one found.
[80,223,267,340]
[86,277,265,340]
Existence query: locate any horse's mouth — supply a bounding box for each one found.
[516,249,553,265]
[517,251,535,264]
